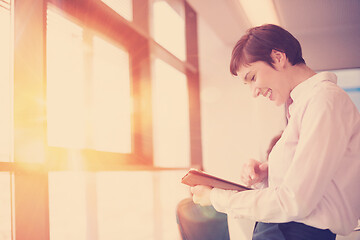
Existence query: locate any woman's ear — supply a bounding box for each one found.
[271,49,287,70]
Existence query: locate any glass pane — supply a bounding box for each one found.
[347,91,360,110]
[0,1,10,9]
[331,68,360,110]
[101,0,133,21]
[49,172,87,240]
[155,170,189,239]
[332,68,360,88]
[152,0,186,61]
[47,9,87,148]
[47,9,132,153]
[0,173,11,240]
[92,36,132,153]
[0,4,12,162]
[96,171,154,240]
[152,59,190,167]
[49,170,190,240]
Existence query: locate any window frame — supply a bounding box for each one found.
[4,0,202,239]
[44,0,202,170]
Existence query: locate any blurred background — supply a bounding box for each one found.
[0,0,359,239]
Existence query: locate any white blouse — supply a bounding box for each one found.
[210,72,360,235]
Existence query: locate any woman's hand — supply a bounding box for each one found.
[240,159,268,187]
[191,185,213,206]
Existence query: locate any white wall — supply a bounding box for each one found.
[197,17,286,239]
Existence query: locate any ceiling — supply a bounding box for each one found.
[186,0,360,71]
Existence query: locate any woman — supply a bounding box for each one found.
[191,24,360,240]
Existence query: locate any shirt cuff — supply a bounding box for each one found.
[210,188,238,214]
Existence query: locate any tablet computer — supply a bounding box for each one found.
[181,168,252,191]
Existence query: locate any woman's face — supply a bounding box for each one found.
[237,60,290,106]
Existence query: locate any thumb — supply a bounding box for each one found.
[259,162,268,171]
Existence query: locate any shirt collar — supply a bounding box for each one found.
[290,72,338,103]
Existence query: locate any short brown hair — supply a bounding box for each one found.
[230,24,305,76]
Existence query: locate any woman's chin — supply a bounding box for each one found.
[274,99,284,107]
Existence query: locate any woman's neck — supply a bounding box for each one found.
[287,64,316,91]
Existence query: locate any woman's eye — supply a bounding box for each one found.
[251,75,256,81]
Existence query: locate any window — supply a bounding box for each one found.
[101,0,133,21]
[0,1,12,238]
[92,36,132,153]
[96,172,154,240]
[49,172,88,240]
[14,0,201,239]
[47,9,86,149]
[152,59,190,168]
[49,170,189,240]
[151,0,186,61]
[0,173,11,240]
[155,170,189,239]
[0,0,12,162]
[331,68,360,110]
[47,9,132,153]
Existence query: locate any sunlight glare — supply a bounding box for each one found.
[47,9,87,148]
[92,36,132,153]
[49,172,87,240]
[47,9,132,153]
[152,59,190,168]
[156,170,189,239]
[0,173,11,240]
[96,171,154,240]
[0,7,11,162]
[153,1,186,61]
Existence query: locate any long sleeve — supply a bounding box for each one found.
[210,84,360,233]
